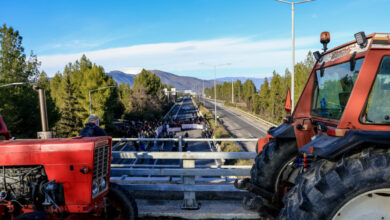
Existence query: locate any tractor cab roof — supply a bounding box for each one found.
[315,33,390,69]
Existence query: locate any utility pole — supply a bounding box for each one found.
[275,0,314,112]
[199,62,231,127]
[214,65,217,125]
[232,79,234,104]
[203,80,205,105]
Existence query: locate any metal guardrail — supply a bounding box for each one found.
[233,107,277,127]
[112,137,259,142]
[111,151,256,159]
[111,138,258,209]
[203,97,277,127]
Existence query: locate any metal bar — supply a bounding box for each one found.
[112,138,258,142]
[114,184,246,192]
[112,151,257,160]
[111,164,181,168]
[110,164,252,169]
[110,177,238,183]
[112,141,124,151]
[181,159,199,209]
[111,168,251,177]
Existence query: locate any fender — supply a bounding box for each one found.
[269,123,295,139]
[299,130,390,160]
[256,123,296,153]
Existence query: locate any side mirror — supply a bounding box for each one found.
[285,88,292,115]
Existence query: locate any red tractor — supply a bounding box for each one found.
[237,32,390,219]
[0,112,137,219]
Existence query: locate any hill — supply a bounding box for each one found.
[106,70,135,86]
[107,70,218,91]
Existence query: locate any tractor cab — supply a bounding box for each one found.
[290,32,390,158]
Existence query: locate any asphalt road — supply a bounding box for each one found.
[200,97,268,152]
[156,97,216,167]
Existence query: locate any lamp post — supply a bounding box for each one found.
[275,0,314,112]
[0,82,27,88]
[89,86,116,115]
[199,62,231,127]
[232,79,234,104]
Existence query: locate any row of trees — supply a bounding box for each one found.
[0,24,171,138]
[205,52,315,123]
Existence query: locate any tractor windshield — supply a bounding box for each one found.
[311,58,364,120]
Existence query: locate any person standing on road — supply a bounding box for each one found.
[79,114,107,137]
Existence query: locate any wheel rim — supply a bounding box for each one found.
[275,157,297,196]
[332,188,390,220]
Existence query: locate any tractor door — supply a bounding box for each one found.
[339,49,390,130]
[361,56,390,125]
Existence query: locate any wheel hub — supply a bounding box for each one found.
[332,188,390,220]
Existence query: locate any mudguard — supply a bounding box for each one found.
[256,123,296,154]
[256,134,272,153]
[299,130,390,160]
[269,123,295,139]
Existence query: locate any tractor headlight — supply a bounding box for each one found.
[100,177,107,190]
[92,180,99,195]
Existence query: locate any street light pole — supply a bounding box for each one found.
[275,0,313,112]
[89,86,116,115]
[199,62,231,127]
[232,79,234,104]
[0,82,26,88]
[214,65,217,126]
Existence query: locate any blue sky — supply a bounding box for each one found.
[1,0,389,79]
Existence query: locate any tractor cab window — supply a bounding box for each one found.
[311,59,364,120]
[362,56,390,124]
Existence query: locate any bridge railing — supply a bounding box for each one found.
[111,138,258,209]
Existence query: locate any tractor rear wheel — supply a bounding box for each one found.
[279,148,390,220]
[249,139,298,207]
[106,183,138,220]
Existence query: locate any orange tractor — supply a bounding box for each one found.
[236,32,390,219]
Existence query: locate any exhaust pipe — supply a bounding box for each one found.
[34,86,53,139]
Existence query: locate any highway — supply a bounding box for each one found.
[200,97,269,152]
[113,97,216,167]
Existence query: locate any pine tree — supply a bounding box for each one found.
[36,71,60,129]
[0,24,41,138]
[259,77,270,115]
[243,79,256,111]
[55,73,81,137]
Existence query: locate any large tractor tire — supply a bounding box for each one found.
[250,138,298,200]
[106,183,138,220]
[279,148,390,220]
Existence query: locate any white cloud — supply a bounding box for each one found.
[38,36,318,77]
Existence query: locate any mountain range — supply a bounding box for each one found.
[107,70,265,91]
